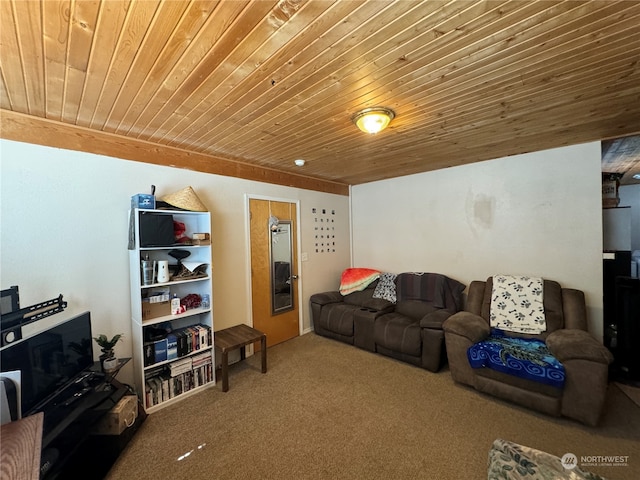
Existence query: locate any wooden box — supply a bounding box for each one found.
[92,395,138,436]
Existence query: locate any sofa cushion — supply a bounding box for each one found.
[374,313,422,356]
[318,303,358,336]
[343,284,377,306]
[396,272,465,312]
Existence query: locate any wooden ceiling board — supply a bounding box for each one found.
[155,0,343,146]
[117,0,254,135]
[199,1,518,162]
[202,2,604,159]
[107,0,225,134]
[42,0,71,120]
[136,0,280,139]
[1,0,640,193]
[163,0,383,149]
[77,0,132,126]
[12,0,45,117]
[62,0,102,123]
[0,1,26,111]
[99,0,192,131]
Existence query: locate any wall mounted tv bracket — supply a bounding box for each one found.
[0,288,68,347]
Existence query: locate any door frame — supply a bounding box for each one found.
[244,194,303,339]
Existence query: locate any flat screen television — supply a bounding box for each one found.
[0,311,94,416]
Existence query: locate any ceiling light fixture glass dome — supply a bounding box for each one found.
[352,107,395,134]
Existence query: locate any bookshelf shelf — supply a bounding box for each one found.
[143,345,213,371]
[129,208,215,413]
[140,276,210,290]
[139,306,212,327]
[144,382,215,414]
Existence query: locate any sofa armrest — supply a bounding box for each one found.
[420,309,453,329]
[546,329,614,364]
[361,297,394,313]
[309,291,343,306]
[442,312,490,343]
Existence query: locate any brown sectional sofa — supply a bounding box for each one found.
[310,272,465,372]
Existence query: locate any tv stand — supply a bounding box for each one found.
[34,368,144,480]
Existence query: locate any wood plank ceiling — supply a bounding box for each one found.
[1,0,640,195]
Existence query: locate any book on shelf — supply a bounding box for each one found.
[154,338,168,363]
[196,324,208,349]
[144,342,155,366]
[169,357,193,376]
[166,333,177,360]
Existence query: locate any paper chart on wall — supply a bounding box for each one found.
[312,207,337,254]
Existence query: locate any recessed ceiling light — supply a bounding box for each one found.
[294,159,305,167]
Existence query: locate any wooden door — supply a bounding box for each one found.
[249,199,299,347]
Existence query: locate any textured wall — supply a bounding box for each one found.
[351,143,604,340]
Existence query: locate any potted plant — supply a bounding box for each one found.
[93,333,123,373]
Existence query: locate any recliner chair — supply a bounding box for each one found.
[442,276,613,426]
[374,272,465,372]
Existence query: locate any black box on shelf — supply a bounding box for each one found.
[139,212,174,247]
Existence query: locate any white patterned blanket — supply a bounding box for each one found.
[490,275,546,334]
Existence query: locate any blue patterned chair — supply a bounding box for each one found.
[443,277,613,426]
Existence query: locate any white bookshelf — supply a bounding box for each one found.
[128,208,215,413]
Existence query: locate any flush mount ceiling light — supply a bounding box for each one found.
[294,159,306,167]
[352,107,395,134]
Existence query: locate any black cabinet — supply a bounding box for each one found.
[603,251,630,346]
[613,276,640,381]
[38,373,145,480]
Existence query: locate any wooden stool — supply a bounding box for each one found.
[215,324,267,392]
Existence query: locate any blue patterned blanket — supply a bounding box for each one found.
[467,330,565,389]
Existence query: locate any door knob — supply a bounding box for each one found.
[291,275,299,280]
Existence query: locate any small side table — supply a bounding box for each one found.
[215,324,267,392]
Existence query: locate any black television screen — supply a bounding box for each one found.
[0,311,94,415]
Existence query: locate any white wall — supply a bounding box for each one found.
[351,142,605,339]
[0,139,350,385]
[619,184,640,251]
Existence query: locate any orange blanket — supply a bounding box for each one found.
[339,268,380,296]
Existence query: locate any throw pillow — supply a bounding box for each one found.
[373,272,397,303]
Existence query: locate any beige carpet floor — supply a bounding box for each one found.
[106,333,640,480]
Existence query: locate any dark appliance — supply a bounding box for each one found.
[614,276,640,381]
[603,250,631,351]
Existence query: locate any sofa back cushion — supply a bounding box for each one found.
[343,280,378,306]
[395,300,438,321]
[395,272,465,313]
[480,277,565,339]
